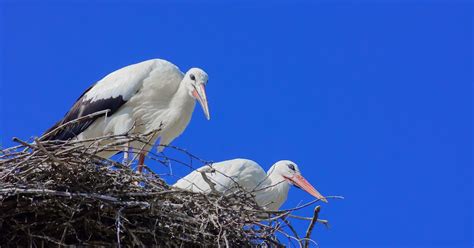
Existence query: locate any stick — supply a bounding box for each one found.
[199,170,218,194]
[39,109,111,141]
[303,206,320,248]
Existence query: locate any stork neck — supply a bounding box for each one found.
[170,80,195,110]
[254,172,291,211]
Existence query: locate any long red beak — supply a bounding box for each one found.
[192,84,210,120]
[289,174,328,203]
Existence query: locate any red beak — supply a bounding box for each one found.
[288,174,328,203]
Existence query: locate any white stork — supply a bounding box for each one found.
[43,59,210,169]
[173,159,327,211]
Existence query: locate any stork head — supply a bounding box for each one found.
[269,160,328,203]
[184,68,210,120]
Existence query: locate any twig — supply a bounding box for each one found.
[303,206,320,248]
[199,170,219,194]
[12,137,35,149]
[39,109,111,141]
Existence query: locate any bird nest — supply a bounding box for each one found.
[0,133,331,247]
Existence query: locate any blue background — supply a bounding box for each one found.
[1,1,472,247]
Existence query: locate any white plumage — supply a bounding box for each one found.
[44,59,210,165]
[173,159,327,211]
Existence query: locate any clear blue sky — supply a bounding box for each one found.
[1,1,472,247]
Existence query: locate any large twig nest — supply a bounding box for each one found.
[0,134,327,247]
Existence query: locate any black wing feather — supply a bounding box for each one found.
[42,84,127,141]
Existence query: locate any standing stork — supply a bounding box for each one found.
[42,59,210,170]
[173,159,327,211]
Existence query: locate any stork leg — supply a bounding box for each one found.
[122,142,131,165]
[137,152,145,174]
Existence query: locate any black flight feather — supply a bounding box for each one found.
[42,84,127,141]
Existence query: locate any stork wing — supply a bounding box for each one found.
[42,60,162,141]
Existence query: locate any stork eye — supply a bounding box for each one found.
[190,74,196,81]
[288,164,296,171]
